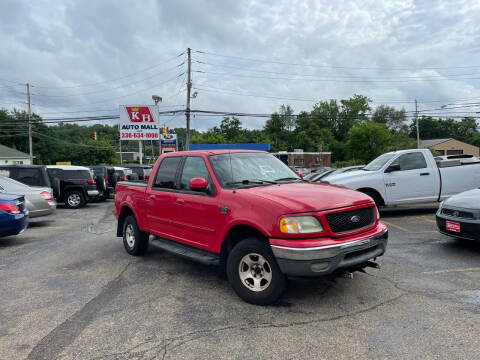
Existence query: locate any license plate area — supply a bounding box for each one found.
[446,221,460,233]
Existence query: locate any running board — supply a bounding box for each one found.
[149,237,220,266]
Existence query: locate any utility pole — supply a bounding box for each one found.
[26,83,33,163]
[415,99,420,148]
[185,47,192,151]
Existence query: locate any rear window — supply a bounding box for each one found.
[14,168,51,187]
[153,157,182,189]
[130,168,144,176]
[63,170,93,180]
[90,167,106,176]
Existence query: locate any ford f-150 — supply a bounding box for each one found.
[114,150,388,305]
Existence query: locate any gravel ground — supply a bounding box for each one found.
[1,201,479,360]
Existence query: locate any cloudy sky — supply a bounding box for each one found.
[1,0,480,130]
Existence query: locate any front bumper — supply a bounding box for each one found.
[436,211,480,241]
[271,228,388,277]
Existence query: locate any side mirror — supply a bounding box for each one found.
[385,164,401,173]
[189,177,208,191]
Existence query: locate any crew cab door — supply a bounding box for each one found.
[383,152,436,204]
[145,156,183,239]
[172,156,220,251]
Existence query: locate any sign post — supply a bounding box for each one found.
[119,105,160,164]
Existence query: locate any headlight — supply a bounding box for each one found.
[279,216,323,234]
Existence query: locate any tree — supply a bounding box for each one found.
[219,117,243,141]
[372,105,408,134]
[346,122,391,163]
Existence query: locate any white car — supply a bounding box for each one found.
[324,149,480,207]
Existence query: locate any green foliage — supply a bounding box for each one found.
[346,122,391,163]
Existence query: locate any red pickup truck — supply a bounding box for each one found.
[114,150,388,305]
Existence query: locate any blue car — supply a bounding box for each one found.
[0,193,29,237]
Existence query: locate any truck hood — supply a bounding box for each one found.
[243,182,373,213]
[323,169,373,184]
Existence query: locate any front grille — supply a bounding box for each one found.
[325,206,375,234]
[441,208,474,219]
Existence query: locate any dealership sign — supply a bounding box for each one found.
[161,134,177,154]
[119,105,160,139]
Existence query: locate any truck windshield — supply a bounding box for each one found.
[209,152,298,188]
[363,153,395,171]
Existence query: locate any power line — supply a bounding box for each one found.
[196,50,480,71]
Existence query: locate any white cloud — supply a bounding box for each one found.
[1,0,480,130]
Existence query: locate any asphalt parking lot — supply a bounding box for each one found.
[1,201,479,360]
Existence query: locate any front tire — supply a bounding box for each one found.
[64,190,85,209]
[227,238,286,305]
[123,215,149,256]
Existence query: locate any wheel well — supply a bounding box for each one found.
[219,225,267,276]
[357,188,385,206]
[116,206,134,237]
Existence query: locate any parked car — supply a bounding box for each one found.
[124,165,153,181]
[114,150,388,305]
[320,165,365,181]
[0,165,51,189]
[0,193,28,238]
[436,188,480,241]
[89,166,112,200]
[304,168,335,182]
[46,166,99,209]
[0,176,56,217]
[324,149,480,207]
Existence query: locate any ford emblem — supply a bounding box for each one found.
[351,215,361,223]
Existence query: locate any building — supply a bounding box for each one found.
[0,144,32,165]
[273,150,332,168]
[420,138,479,157]
[189,143,271,151]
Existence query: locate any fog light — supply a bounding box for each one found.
[310,262,330,272]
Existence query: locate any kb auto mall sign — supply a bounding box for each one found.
[119,105,160,139]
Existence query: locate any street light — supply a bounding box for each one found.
[152,95,162,105]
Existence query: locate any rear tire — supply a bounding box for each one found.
[123,215,149,256]
[227,238,286,305]
[64,190,85,209]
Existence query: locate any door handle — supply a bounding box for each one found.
[420,172,430,176]
[176,199,185,205]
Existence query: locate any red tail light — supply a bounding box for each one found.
[142,174,146,181]
[40,190,53,202]
[105,176,108,184]
[0,203,21,214]
[121,176,127,181]
[87,179,95,184]
[297,171,304,178]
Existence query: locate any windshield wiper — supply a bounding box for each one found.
[226,179,277,186]
[275,177,308,182]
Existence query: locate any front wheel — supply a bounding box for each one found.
[227,238,286,305]
[123,215,149,256]
[64,190,85,209]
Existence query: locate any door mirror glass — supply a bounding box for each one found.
[385,164,401,173]
[189,177,208,191]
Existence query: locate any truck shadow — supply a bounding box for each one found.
[380,206,438,217]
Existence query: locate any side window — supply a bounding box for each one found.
[16,168,42,186]
[153,157,182,189]
[391,153,427,171]
[180,157,210,191]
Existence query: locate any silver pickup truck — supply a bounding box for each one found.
[323,149,480,207]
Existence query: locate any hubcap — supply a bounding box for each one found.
[67,194,81,207]
[125,224,135,248]
[238,253,272,292]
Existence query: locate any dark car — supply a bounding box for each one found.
[436,188,480,241]
[0,193,29,238]
[108,167,135,189]
[46,166,99,209]
[89,166,112,200]
[0,165,51,188]
[124,165,153,181]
